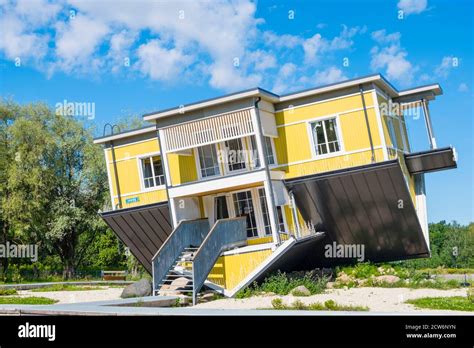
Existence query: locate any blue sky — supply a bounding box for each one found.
[0,0,472,224]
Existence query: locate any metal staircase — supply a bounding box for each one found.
[156,247,197,295]
[152,217,247,305]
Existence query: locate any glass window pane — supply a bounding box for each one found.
[225,139,246,172]
[250,136,260,168]
[152,156,164,186]
[264,137,275,165]
[232,191,258,238]
[312,119,340,156]
[198,144,219,178]
[142,158,154,188]
[258,188,272,235]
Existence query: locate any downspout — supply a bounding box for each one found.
[359,84,376,163]
[254,97,281,246]
[110,140,122,209]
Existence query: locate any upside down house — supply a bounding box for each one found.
[94,74,457,303]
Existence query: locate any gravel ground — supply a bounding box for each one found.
[15,287,124,304]
[194,287,471,313]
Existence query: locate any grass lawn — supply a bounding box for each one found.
[0,296,58,305]
[406,297,474,312]
[31,284,105,292]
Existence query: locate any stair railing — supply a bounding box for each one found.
[191,217,247,305]
[152,219,210,293]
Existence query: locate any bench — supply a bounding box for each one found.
[101,270,128,281]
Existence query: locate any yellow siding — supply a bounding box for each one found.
[208,248,273,289]
[105,137,168,209]
[275,148,385,179]
[168,152,198,185]
[275,91,374,125]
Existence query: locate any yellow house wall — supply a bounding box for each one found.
[274,91,384,179]
[105,137,168,209]
[207,248,273,289]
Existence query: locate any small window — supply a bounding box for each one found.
[310,118,341,156]
[197,144,220,178]
[387,118,400,149]
[233,190,258,238]
[259,188,286,235]
[249,136,276,167]
[141,156,165,189]
[224,138,247,172]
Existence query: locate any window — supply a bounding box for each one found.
[224,138,247,172]
[387,118,400,150]
[232,190,258,238]
[258,188,272,236]
[249,136,276,167]
[141,156,165,189]
[264,137,276,165]
[310,118,341,156]
[197,144,220,178]
[276,206,286,233]
[259,188,287,235]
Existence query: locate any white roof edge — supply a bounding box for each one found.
[143,88,279,121]
[93,126,156,144]
[278,75,389,102]
[397,84,442,97]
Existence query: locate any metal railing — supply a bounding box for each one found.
[191,217,247,305]
[152,219,210,292]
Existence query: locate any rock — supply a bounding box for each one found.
[199,293,215,302]
[290,285,311,296]
[121,279,152,298]
[169,277,192,291]
[374,275,400,284]
[336,272,352,284]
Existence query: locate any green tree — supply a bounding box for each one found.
[2,101,111,279]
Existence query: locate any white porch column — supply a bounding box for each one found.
[421,99,437,149]
[251,102,281,246]
[158,128,178,228]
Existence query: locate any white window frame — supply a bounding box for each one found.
[307,115,344,160]
[194,143,222,180]
[386,117,400,150]
[221,138,248,175]
[137,153,166,192]
[228,186,289,240]
[248,135,278,169]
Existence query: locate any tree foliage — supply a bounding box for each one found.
[0,100,126,279]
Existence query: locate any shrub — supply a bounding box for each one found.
[0,289,17,296]
[237,271,328,298]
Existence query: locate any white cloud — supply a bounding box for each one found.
[397,0,428,15]
[303,25,365,64]
[0,0,58,61]
[458,83,469,92]
[53,15,109,73]
[434,56,457,78]
[371,30,401,44]
[370,30,417,85]
[136,40,193,81]
[313,67,347,85]
[262,31,301,49]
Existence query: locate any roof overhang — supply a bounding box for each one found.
[404,147,457,175]
[93,125,157,145]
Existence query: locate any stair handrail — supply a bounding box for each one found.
[152,218,209,292]
[191,217,247,305]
